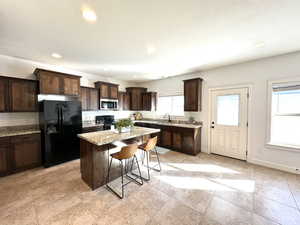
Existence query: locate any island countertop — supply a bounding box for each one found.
[78,126,160,146]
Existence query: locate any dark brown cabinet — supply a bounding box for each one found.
[35,69,81,96]
[135,122,201,155]
[118,91,130,111]
[80,87,99,111]
[0,137,11,176]
[0,78,9,112]
[0,76,38,112]
[95,82,119,100]
[11,134,41,171]
[10,79,38,112]
[142,92,157,111]
[126,87,147,111]
[0,134,41,177]
[183,78,203,112]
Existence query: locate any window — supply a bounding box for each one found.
[157,95,184,116]
[217,94,240,126]
[269,83,300,149]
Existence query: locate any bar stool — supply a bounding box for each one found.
[106,143,143,199]
[138,136,161,181]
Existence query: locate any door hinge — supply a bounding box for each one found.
[246,122,249,127]
[246,151,248,156]
[247,93,249,98]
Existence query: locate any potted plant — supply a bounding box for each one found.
[115,119,133,133]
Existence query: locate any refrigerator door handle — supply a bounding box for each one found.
[57,107,61,132]
[60,107,63,132]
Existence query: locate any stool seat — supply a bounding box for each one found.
[138,143,148,151]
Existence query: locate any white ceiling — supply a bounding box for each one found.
[1,0,300,82]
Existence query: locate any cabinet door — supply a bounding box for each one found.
[182,132,195,155]
[39,72,61,94]
[0,138,11,176]
[11,134,41,171]
[142,93,151,111]
[131,89,142,110]
[161,129,172,148]
[80,87,89,111]
[100,84,109,99]
[110,85,118,99]
[63,77,80,96]
[184,78,202,112]
[89,88,99,110]
[172,132,182,150]
[118,92,124,110]
[10,80,38,112]
[0,78,9,112]
[123,93,130,110]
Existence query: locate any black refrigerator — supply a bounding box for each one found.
[39,100,82,167]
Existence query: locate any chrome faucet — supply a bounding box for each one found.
[165,113,171,123]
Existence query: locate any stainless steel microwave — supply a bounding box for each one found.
[100,99,118,110]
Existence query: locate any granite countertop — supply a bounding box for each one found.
[134,120,202,129]
[78,126,160,146]
[0,125,41,138]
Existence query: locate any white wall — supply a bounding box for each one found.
[0,55,136,126]
[138,51,300,173]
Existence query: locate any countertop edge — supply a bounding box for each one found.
[0,130,41,138]
[133,120,202,129]
[78,128,160,146]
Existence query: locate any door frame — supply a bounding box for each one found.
[207,84,253,161]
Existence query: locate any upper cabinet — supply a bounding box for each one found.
[142,92,157,111]
[0,76,38,112]
[95,82,119,99]
[0,77,9,112]
[126,87,147,111]
[80,87,99,111]
[34,69,81,96]
[10,79,38,112]
[183,78,203,112]
[118,91,130,111]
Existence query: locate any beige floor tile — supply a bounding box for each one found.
[205,196,252,225]
[153,198,202,225]
[254,194,300,225]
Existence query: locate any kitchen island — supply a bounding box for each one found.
[78,126,160,190]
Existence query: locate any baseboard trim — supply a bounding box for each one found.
[247,158,300,174]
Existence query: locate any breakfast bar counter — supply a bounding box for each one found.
[78,126,160,190]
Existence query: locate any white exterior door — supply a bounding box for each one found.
[210,88,248,160]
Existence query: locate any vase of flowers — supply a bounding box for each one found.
[115,119,133,133]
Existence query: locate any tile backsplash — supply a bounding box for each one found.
[0,113,39,127]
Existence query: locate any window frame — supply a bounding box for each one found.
[156,95,185,116]
[266,78,300,152]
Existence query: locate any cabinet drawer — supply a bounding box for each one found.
[11,133,40,143]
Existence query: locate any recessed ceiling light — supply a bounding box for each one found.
[147,45,156,55]
[51,53,62,59]
[82,7,97,22]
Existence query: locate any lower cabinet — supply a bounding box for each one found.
[135,122,201,155]
[0,137,11,176]
[0,134,41,177]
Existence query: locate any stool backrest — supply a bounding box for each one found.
[144,136,158,151]
[119,143,138,159]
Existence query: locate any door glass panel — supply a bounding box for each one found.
[217,94,240,126]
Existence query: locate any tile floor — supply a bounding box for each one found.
[0,149,300,225]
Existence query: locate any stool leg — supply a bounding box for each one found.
[106,157,113,183]
[134,155,144,185]
[106,158,125,199]
[154,147,162,172]
[145,151,151,181]
[120,160,124,199]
